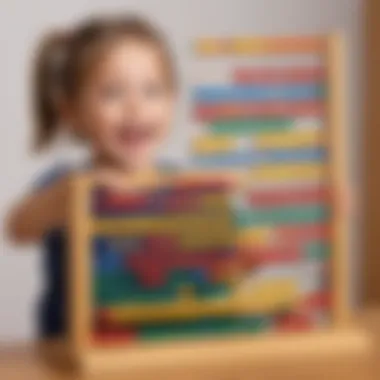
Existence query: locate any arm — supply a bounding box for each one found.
[5,176,71,244]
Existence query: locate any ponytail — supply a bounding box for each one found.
[32,31,71,150]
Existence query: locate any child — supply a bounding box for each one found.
[6,14,178,339]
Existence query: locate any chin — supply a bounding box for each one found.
[107,140,159,169]
[117,152,155,171]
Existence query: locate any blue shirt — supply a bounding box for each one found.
[34,164,72,338]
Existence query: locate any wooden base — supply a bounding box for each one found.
[38,326,372,377]
[37,339,76,372]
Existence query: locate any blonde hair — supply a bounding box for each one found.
[32,15,176,150]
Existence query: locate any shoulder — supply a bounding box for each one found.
[32,163,77,191]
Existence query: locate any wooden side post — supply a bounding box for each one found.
[326,34,351,326]
[68,175,93,368]
[363,0,380,305]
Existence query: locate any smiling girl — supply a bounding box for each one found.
[6,15,177,339]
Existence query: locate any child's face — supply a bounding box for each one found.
[71,38,174,170]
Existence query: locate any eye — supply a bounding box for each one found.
[99,82,126,101]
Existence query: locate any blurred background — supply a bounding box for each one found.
[0,0,362,343]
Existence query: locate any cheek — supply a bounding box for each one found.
[82,101,123,139]
[147,98,174,132]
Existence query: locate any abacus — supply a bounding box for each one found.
[52,34,369,375]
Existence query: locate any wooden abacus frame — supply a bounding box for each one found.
[43,34,370,376]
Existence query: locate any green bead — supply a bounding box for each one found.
[209,119,293,135]
[236,205,329,227]
[306,241,330,260]
[139,316,272,341]
[195,283,230,298]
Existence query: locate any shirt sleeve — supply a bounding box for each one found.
[32,164,72,192]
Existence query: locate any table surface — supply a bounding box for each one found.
[0,309,379,380]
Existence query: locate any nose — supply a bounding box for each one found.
[124,91,144,121]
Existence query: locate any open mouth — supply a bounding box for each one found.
[115,124,156,146]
